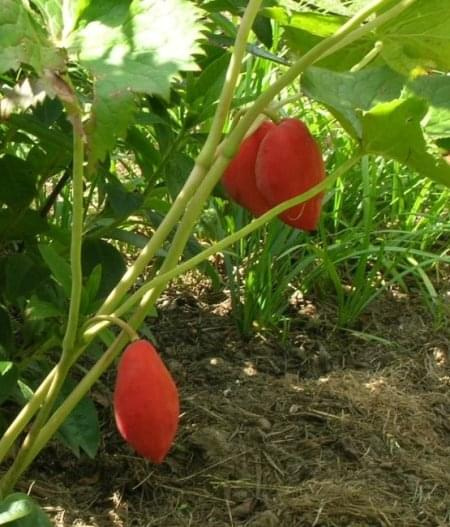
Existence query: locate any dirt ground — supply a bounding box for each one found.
[17,278,450,526]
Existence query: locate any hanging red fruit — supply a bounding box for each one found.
[113,340,179,463]
[256,118,325,231]
[222,117,325,231]
[222,120,276,216]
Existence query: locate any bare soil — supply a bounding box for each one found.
[19,279,450,526]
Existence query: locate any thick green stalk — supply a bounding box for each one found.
[96,0,263,318]
[0,369,55,467]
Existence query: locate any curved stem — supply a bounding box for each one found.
[95,0,264,319]
[83,315,140,342]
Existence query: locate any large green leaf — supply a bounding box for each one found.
[378,0,450,74]
[362,97,450,187]
[72,0,203,98]
[56,379,100,459]
[302,66,404,137]
[86,85,136,165]
[408,74,450,139]
[0,0,64,74]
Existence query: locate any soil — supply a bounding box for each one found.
[17,277,450,526]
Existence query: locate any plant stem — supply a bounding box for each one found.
[95,0,263,318]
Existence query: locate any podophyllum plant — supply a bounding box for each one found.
[1,0,450,522]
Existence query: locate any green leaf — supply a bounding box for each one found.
[379,0,450,74]
[30,0,88,42]
[252,14,272,49]
[38,244,72,297]
[187,52,230,104]
[0,493,32,524]
[164,152,195,200]
[0,209,48,242]
[0,361,18,404]
[0,492,52,526]
[362,97,450,187]
[82,239,126,299]
[0,155,38,210]
[0,1,65,74]
[302,66,404,137]
[282,11,373,71]
[105,178,143,219]
[71,0,203,99]
[25,296,63,321]
[4,253,48,304]
[57,380,100,459]
[86,85,136,165]
[408,74,450,139]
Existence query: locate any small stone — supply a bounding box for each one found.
[257,417,272,431]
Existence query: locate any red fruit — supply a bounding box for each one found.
[256,118,325,231]
[222,120,276,216]
[113,340,179,463]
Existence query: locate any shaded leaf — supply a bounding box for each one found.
[57,379,100,459]
[302,66,404,137]
[72,0,203,99]
[362,97,450,187]
[408,74,450,139]
[86,85,136,165]
[379,0,450,74]
[82,239,126,299]
[0,155,38,210]
[0,361,18,404]
[38,244,72,297]
[0,0,64,74]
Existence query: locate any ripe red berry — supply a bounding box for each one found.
[256,118,325,231]
[222,120,276,216]
[113,340,179,463]
[222,118,325,231]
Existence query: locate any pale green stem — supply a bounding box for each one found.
[96,0,263,318]
[3,310,147,489]
[320,0,417,62]
[0,369,55,466]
